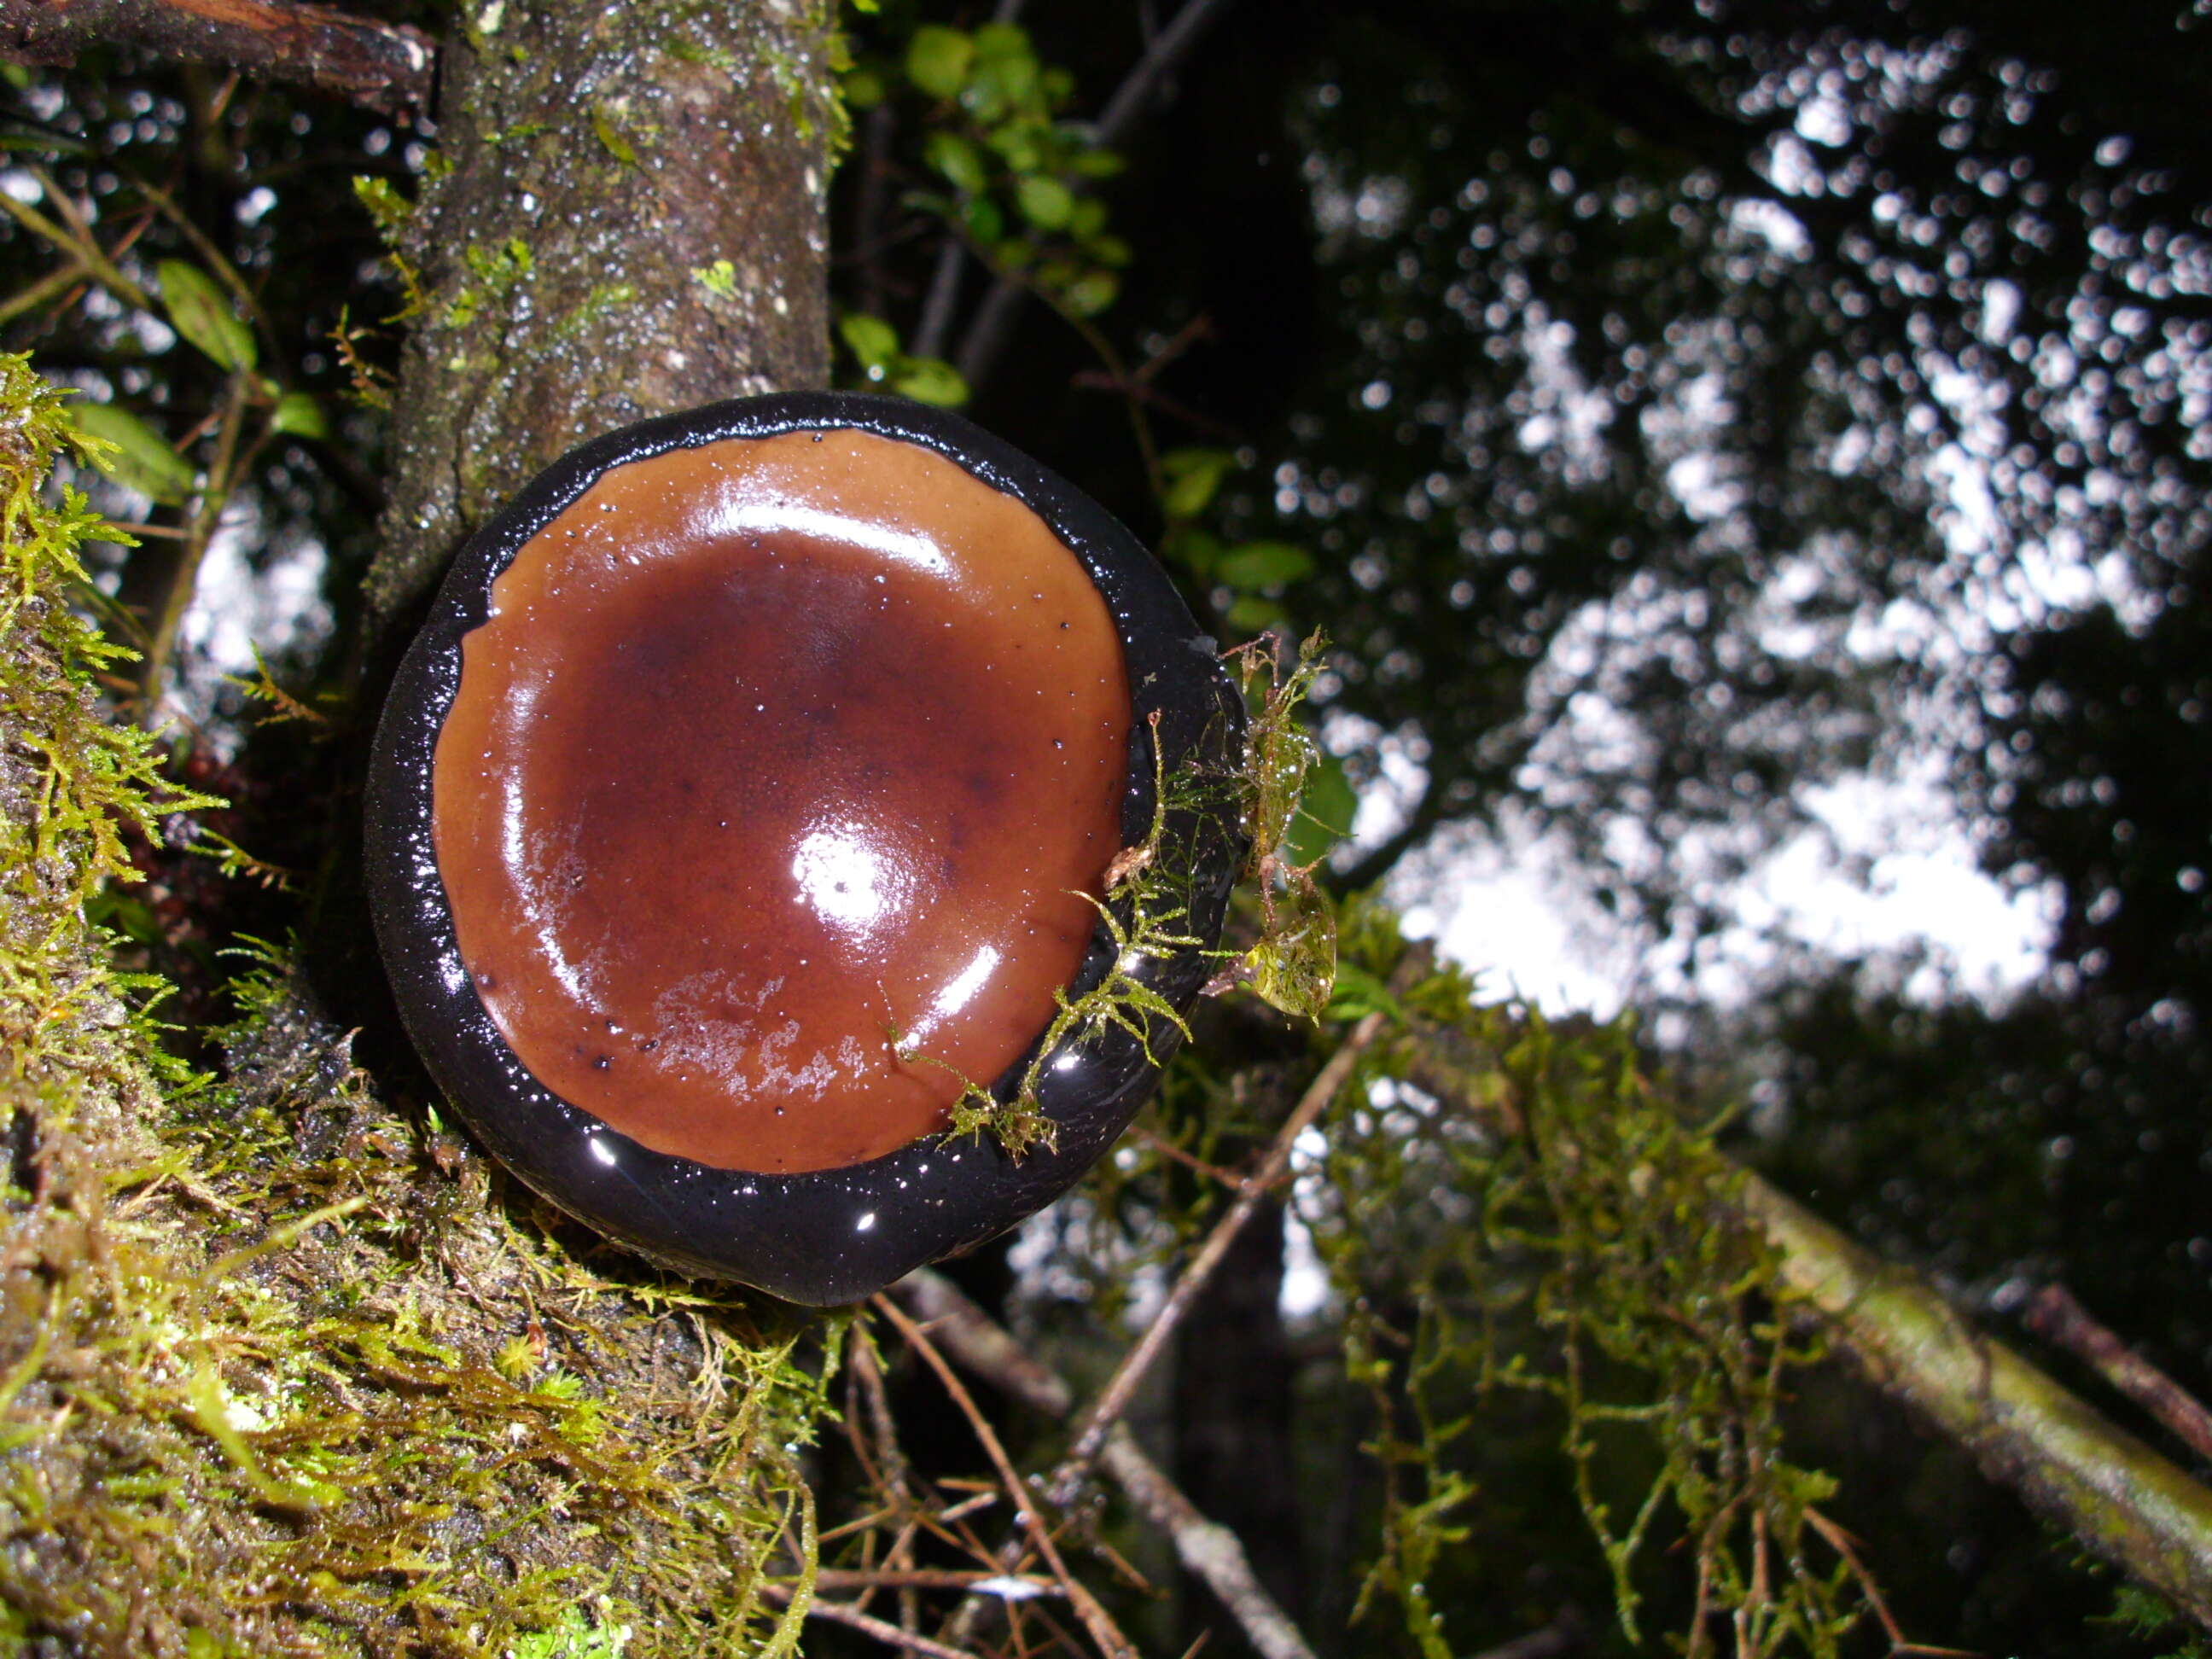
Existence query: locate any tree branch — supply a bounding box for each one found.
[1062,1008,1388,1473]
[873,1294,1138,1659]
[0,0,435,114]
[2025,1284,2212,1466]
[952,0,1238,391]
[1397,1011,2212,1630]
[758,1584,986,1659]
[894,1269,1324,1659]
[1736,1175,2212,1629]
[1327,777,1453,897]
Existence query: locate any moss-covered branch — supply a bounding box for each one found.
[1736,1174,2212,1631]
[1388,976,2212,1637]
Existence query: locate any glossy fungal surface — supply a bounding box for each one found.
[368,392,1244,1305]
[433,430,1130,1174]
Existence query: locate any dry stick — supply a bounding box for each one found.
[1801,1511,1977,1659]
[1062,1008,1388,1473]
[0,0,434,114]
[1467,1610,1590,1659]
[815,1569,1062,1596]
[143,370,253,720]
[897,1268,1324,1659]
[873,1295,1138,1659]
[757,1585,985,1659]
[2025,1284,2212,1465]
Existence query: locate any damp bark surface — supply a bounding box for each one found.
[366,0,835,635]
[432,428,1130,1173]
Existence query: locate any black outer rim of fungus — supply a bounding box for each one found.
[365,390,1248,1307]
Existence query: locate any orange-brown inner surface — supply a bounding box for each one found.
[431,429,1130,1174]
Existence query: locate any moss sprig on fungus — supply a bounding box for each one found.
[930,711,1221,1159]
[932,632,1344,1161]
[0,356,837,1655]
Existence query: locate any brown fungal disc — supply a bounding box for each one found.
[430,429,1130,1174]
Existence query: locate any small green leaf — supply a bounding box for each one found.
[1069,146,1126,179]
[923,131,989,195]
[986,119,1046,174]
[842,65,887,108]
[1015,175,1074,230]
[1218,541,1314,590]
[1245,878,1338,1022]
[1226,594,1288,631]
[905,26,973,101]
[1325,962,1406,1023]
[959,195,1004,244]
[1062,268,1118,317]
[1162,448,1236,521]
[1068,197,1108,239]
[889,356,969,407]
[1165,527,1223,580]
[591,104,639,166]
[157,259,254,372]
[1283,746,1356,867]
[351,174,413,237]
[837,312,900,370]
[271,391,329,439]
[72,402,197,503]
[969,24,1039,111]
[691,258,739,299]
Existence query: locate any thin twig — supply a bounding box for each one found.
[853,103,898,318]
[873,1295,1138,1659]
[1092,0,1239,148]
[143,370,254,719]
[127,172,278,351]
[1131,1124,1252,1190]
[0,186,156,312]
[912,236,966,362]
[2026,1284,2212,1464]
[1062,1009,1389,1472]
[0,0,435,114]
[0,261,89,329]
[894,1270,1323,1659]
[1467,1608,1590,1659]
[814,1569,1063,1595]
[1803,1510,1979,1657]
[758,1584,985,1659]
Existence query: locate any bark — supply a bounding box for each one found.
[0,0,434,111]
[364,0,834,632]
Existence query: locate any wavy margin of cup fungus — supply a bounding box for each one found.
[365,391,1246,1306]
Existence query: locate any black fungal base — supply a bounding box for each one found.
[366,391,1246,1306]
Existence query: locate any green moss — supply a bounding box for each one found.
[1300,906,1865,1656]
[0,358,835,1654]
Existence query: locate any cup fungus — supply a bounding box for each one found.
[367,392,1245,1305]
